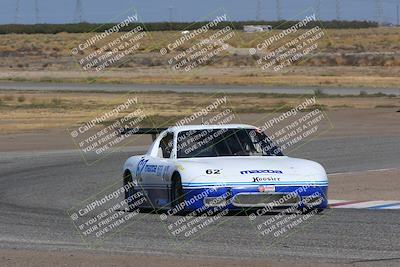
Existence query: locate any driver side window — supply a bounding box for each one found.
[158,132,174,158]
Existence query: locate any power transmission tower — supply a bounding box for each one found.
[276,0,282,20]
[375,0,383,24]
[168,5,173,23]
[74,0,84,23]
[374,0,383,25]
[335,0,341,20]
[256,0,262,21]
[14,0,21,24]
[35,0,40,24]
[168,5,173,30]
[315,0,321,19]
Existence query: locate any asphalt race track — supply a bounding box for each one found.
[1,135,399,266]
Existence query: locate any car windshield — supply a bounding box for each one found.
[177,128,283,158]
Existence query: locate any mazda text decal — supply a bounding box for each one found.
[240,169,283,174]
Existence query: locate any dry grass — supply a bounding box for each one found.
[1,90,398,134]
[1,28,400,55]
[1,28,400,69]
[1,28,400,87]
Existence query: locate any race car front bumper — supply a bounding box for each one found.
[181,184,328,212]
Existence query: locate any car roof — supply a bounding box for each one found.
[167,124,257,133]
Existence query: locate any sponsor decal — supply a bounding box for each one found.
[156,165,164,176]
[252,176,281,182]
[240,169,283,175]
[144,164,157,173]
[136,158,149,176]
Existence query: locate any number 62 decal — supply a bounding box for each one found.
[206,169,221,174]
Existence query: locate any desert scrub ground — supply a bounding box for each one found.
[2,28,400,55]
[0,90,398,134]
[0,28,399,88]
[1,28,400,69]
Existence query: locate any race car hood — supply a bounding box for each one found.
[174,156,327,185]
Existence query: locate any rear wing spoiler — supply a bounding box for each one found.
[120,127,168,141]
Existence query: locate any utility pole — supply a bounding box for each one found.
[276,0,282,20]
[35,0,40,24]
[74,0,84,23]
[14,0,20,24]
[396,4,399,26]
[335,0,341,20]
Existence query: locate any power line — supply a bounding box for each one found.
[74,0,84,23]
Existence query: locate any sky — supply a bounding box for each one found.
[1,0,400,24]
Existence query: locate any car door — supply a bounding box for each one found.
[140,131,174,208]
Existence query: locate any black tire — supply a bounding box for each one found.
[123,170,136,212]
[171,172,184,211]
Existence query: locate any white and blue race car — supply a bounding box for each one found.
[122,124,328,214]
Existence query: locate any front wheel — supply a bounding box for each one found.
[123,171,136,212]
[171,172,184,213]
